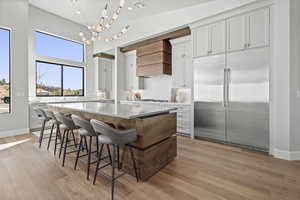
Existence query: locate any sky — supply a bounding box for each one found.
[0,28,10,83]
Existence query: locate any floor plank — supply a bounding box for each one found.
[0,134,300,200]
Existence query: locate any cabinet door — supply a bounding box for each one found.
[193,25,210,58]
[184,41,193,88]
[248,8,270,49]
[97,58,105,91]
[125,53,134,91]
[226,15,247,52]
[105,62,112,92]
[210,20,226,55]
[172,42,185,88]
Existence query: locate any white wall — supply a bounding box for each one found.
[141,76,172,100]
[271,0,291,158]
[28,6,96,101]
[289,0,300,153]
[0,0,29,137]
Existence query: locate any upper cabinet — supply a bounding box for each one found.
[192,8,270,57]
[124,51,144,91]
[193,20,226,58]
[171,36,193,88]
[227,8,270,52]
[96,57,114,94]
[247,8,270,49]
[226,15,247,52]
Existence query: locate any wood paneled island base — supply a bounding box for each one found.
[48,102,177,181]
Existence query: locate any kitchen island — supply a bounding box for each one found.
[48,102,177,181]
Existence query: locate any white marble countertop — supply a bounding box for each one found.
[29,99,113,105]
[120,100,192,106]
[48,102,177,119]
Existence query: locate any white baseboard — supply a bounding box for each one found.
[274,149,300,160]
[0,128,30,139]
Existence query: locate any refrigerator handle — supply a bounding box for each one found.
[223,68,227,107]
[227,68,231,107]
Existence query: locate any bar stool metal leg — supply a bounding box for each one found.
[107,144,112,164]
[71,130,77,148]
[93,144,104,185]
[74,135,83,170]
[59,129,67,158]
[54,124,61,155]
[111,145,116,200]
[87,136,92,180]
[62,130,70,167]
[39,119,46,148]
[47,123,55,151]
[129,147,139,182]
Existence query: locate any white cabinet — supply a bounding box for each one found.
[248,8,270,49]
[193,20,226,58]
[193,25,210,57]
[193,8,270,55]
[170,104,192,136]
[124,51,144,91]
[97,57,114,94]
[226,8,270,52]
[210,20,226,55]
[171,36,193,88]
[227,15,247,52]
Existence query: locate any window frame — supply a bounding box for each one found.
[34,30,86,97]
[0,26,11,114]
[35,60,85,97]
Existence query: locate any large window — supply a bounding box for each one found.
[35,31,84,63]
[35,31,85,97]
[36,61,84,96]
[0,28,10,113]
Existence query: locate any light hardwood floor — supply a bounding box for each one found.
[1,134,300,200]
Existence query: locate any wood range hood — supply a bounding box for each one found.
[121,27,191,77]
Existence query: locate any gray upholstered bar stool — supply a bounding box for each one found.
[91,119,139,200]
[72,114,112,180]
[55,112,78,167]
[44,110,63,155]
[34,108,53,148]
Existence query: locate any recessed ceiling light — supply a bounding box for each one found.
[128,6,133,11]
[76,10,81,15]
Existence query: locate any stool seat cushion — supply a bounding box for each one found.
[78,128,96,136]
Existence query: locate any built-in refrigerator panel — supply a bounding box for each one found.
[226,48,269,150]
[194,54,226,141]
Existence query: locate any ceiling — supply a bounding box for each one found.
[29,0,215,26]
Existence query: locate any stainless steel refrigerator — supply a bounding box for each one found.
[194,47,269,151]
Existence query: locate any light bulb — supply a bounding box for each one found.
[79,32,84,37]
[82,37,86,42]
[112,13,118,20]
[120,0,125,7]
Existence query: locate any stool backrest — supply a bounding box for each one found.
[55,112,76,130]
[44,109,59,123]
[71,115,97,136]
[34,108,48,120]
[90,119,123,144]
